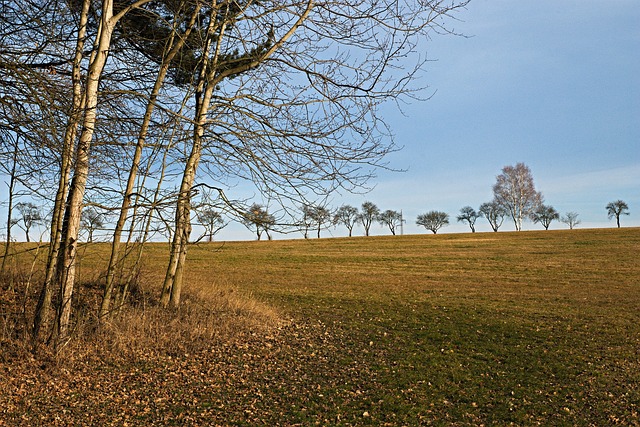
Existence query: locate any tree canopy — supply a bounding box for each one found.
[492,163,543,231]
[606,200,630,228]
[416,211,449,234]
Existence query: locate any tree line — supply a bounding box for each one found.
[0,0,470,348]
[3,163,632,244]
[234,163,631,238]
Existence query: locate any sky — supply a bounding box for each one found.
[2,0,638,242]
[216,0,639,240]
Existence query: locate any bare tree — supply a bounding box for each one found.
[14,202,43,243]
[493,163,543,231]
[456,206,481,233]
[51,0,156,339]
[300,204,314,239]
[378,209,402,235]
[195,208,226,242]
[80,207,105,243]
[416,211,449,234]
[560,212,581,230]
[333,205,359,237]
[242,204,276,241]
[530,204,559,230]
[359,202,380,236]
[0,132,27,271]
[606,200,629,228]
[301,204,332,239]
[101,0,203,318]
[479,201,506,232]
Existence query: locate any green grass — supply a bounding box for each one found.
[180,229,640,425]
[1,228,639,425]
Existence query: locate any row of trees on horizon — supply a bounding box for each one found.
[159,164,632,239]
[4,163,632,243]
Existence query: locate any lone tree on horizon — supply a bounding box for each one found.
[456,206,482,232]
[492,163,543,231]
[378,209,403,235]
[242,204,276,241]
[14,202,43,243]
[479,201,506,232]
[530,204,559,230]
[416,211,449,234]
[560,212,581,229]
[80,207,105,243]
[359,202,380,236]
[606,200,630,228]
[195,208,226,242]
[333,205,359,237]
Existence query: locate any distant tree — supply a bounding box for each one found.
[560,212,581,230]
[300,204,315,239]
[456,206,481,233]
[359,202,380,236]
[242,204,276,240]
[530,204,559,230]
[479,201,506,232]
[308,205,333,238]
[14,202,43,242]
[378,210,403,235]
[416,211,449,234]
[196,208,226,242]
[606,200,629,228]
[333,205,359,237]
[80,207,105,243]
[492,163,543,231]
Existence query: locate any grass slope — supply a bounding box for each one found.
[2,228,639,425]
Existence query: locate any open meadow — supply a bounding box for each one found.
[1,228,639,425]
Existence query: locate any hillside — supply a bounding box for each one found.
[1,228,639,425]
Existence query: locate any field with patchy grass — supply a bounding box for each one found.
[2,228,639,425]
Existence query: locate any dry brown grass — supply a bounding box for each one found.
[1,228,639,425]
[0,241,282,364]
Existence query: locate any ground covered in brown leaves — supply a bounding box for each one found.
[2,317,405,426]
[2,228,640,425]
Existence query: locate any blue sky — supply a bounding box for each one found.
[214,0,639,239]
[277,0,639,239]
[2,1,638,242]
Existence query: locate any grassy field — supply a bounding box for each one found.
[1,228,639,425]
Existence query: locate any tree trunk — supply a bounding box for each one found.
[161,102,208,307]
[101,4,200,318]
[52,0,155,339]
[33,0,90,343]
[161,0,313,308]
[55,0,117,339]
[1,135,19,275]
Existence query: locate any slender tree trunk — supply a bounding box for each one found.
[55,1,117,339]
[161,0,314,308]
[161,109,208,307]
[1,135,19,275]
[101,5,200,318]
[33,0,90,343]
[161,7,225,308]
[52,0,155,339]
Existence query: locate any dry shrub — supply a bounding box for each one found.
[62,279,283,363]
[1,254,283,367]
